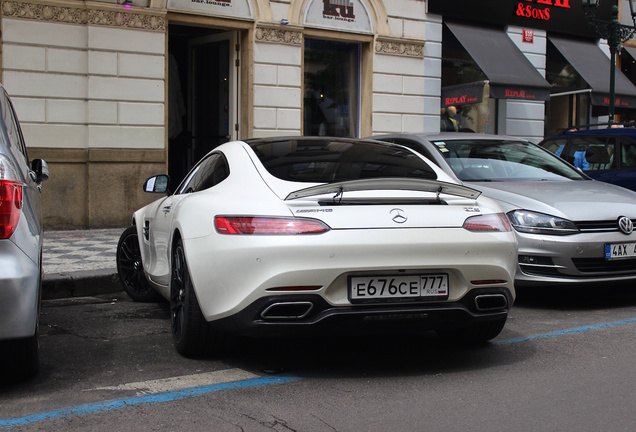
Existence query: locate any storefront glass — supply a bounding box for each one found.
[546,38,590,134]
[441,25,493,134]
[303,38,360,137]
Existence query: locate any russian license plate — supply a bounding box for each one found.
[349,274,449,303]
[605,243,636,260]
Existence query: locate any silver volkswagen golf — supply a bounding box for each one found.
[0,84,48,380]
[371,132,636,288]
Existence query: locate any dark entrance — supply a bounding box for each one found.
[168,25,238,186]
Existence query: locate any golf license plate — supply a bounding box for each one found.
[349,274,449,303]
[605,243,636,260]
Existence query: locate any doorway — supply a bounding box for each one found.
[168,25,240,186]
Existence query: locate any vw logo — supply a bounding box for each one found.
[618,216,634,235]
[390,208,408,224]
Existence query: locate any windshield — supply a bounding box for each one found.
[249,138,438,183]
[431,139,586,182]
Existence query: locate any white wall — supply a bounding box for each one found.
[252,40,302,137]
[2,18,166,150]
[373,0,437,134]
[505,26,547,142]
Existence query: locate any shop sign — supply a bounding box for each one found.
[428,0,616,37]
[304,0,373,34]
[167,0,253,19]
[491,84,550,101]
[441,82,485,108]
[591,93,636,109]
[522,29,534,43]
[445,95,481,105]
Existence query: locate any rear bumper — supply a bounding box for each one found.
[0,241,40,340]
[185,227,517,322]
[210,287,513,337]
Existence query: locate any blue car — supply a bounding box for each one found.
[539,127,636,192]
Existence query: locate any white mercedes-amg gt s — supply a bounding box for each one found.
[116,137,517,357]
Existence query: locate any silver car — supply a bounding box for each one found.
[370,133,636,288]
[0,83,48,380]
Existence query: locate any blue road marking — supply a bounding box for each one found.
[0,375,301,430]
[493,316,636,346]
[3,316,636,429]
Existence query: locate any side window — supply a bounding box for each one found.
[0,89,29,164]
[541,139,567,156]
[619,139,636,169]
[565,136,613,171]
[178,153,229,194]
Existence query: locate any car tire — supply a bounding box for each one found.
[1,328,39,382]
[116,225,160,302]
[437,316,507,344]
[170,239,225,357]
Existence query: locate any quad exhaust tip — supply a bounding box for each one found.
[261,301,314,320]
[474,294,508,311]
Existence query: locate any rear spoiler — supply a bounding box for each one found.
[285,178,481,201]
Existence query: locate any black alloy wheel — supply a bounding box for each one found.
[116,225,160,302]
[170,238,224,357]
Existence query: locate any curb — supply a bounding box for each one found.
[43,269,123,300]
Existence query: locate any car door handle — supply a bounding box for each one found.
[163,205,172,214]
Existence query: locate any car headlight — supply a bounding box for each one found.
[507,210,579,235]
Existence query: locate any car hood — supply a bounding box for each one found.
[467,179,636,220]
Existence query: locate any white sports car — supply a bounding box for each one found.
[116,137,517,356]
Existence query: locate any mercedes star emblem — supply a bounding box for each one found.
[390,208,408,224]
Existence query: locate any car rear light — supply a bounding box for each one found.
[0,180,23,239]
[463,213,512,232]
[215,216,330,235]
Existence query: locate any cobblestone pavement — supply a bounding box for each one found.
[43,228,124,274]
[42,228,126,299]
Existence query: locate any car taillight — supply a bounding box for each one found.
[463,213,512,232]
[215,216,330,235]
[0,180,23,239]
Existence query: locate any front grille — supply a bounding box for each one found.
[572,257,636,273]
[575,219,636,233]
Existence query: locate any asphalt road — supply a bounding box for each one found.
[1,286,636,432]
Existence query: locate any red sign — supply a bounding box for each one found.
[515,0,571,23]
[444,95,480,106]
[523,29,534,43]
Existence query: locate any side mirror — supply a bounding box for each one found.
[30,159,49,184]
[143,174,170,194]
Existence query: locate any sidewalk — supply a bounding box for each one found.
[42,228,125,299]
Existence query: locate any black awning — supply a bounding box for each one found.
[441,82,485,108]
[445,22,550,102]
[549,36,636,109]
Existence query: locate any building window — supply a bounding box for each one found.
[546,38,589,134]
[303,38,360,137]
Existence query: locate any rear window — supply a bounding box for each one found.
[249,138,437,183]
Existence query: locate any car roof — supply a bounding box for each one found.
[543,127,636,141]
[371,132,533,143]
